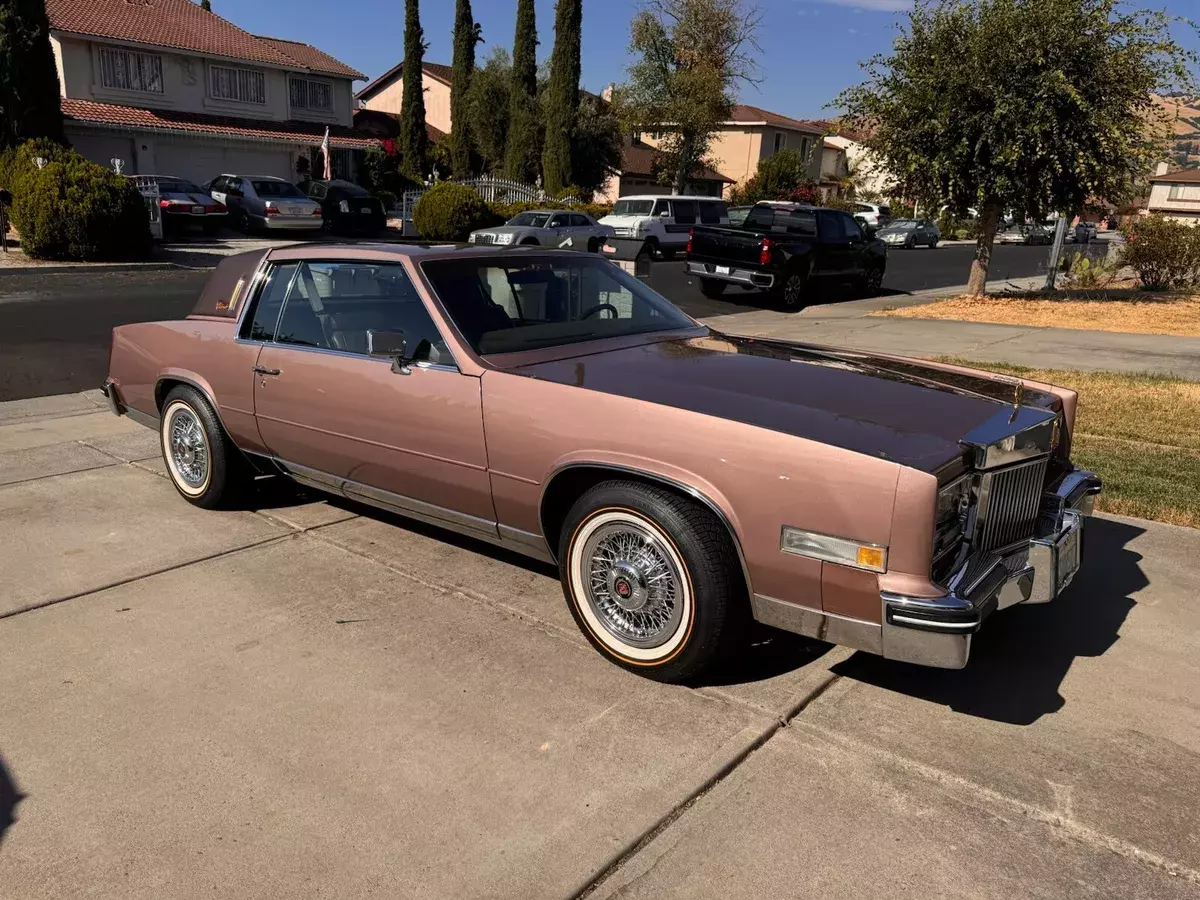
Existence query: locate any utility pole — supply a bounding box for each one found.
[1044,216,1069,290]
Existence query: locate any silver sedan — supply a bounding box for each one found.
[469,210,614,251]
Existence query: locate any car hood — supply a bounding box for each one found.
[512,333,1060,472]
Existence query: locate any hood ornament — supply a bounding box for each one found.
[1009,378,1025,422]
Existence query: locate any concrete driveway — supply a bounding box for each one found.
[1,394,1198,898]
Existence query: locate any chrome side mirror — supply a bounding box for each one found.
[367,329,411,375]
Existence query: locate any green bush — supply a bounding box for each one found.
[413,182,498,240]
[936,209,980,241]
[1,140,150,261]
[1120,215,1200,290]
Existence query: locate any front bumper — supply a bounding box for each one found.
[685,260,775,288]
[260,216,321,230]
[100,378,123,416]
[879,469,1102,668]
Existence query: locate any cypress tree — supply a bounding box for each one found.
[399,0,428,181]
[449,0,479,178]
[0,0,64,150]
[541,0,581,193]
[503,0,538,183]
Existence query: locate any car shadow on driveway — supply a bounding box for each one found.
[829,516,1146,725]
[0,754,24,848]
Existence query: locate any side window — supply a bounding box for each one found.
[309,183,327,200]
[569,213,590,227]
[698,202,722,225]
[744,205,775,230]
[672,200,698,225]
[786,209,818,236]
[244,263,298,341]
[841,213,864,240]
[227,178,244,197]
[549,214,569,228]
[651,199,669,217]
[817,210,845,240]
[274,262,449,362]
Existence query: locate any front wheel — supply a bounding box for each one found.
[699,278,727,298]
[559,481,743,683]
[159,385,250,509]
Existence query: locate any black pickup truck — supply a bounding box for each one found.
[685,202,888,307]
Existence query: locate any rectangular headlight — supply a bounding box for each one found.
[497,233,515,245]
[781,527,888,573]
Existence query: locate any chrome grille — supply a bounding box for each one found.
[975,457,1049,551]
[476,233,498,245]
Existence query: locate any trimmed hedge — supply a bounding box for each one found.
[413,182,498,240]
[489,199,612,223]
[0,139,150,261]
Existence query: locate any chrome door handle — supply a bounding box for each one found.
[252,365,281,376]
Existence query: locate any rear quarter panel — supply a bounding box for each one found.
[482,369,907,613]
[108,318,264,453]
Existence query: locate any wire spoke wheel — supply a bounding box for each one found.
[168,407,208,488]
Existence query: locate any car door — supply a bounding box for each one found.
[815,209,850,277]
[839,213,870,274]
[547,213,571,245]
[667,199,697,247]
[246,258,496,531]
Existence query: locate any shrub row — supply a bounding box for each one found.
[0,138,150,261]
[412,182,612,241]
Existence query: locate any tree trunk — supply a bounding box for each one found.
[673,133,694,195]
[966,202,1003,296]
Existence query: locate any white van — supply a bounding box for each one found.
[600,195,730,257]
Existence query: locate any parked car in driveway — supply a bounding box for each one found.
[205,174,322,233]
[686,202,888,306]
[998,224,1052,246]
[301,179,387,237]
[469,209,613,251]
[852,201,892,228]
[150,176,227,235]
[100,244,1101,682]
[877,219,941,249]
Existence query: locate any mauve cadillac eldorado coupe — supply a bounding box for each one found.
[102,245,1101,682]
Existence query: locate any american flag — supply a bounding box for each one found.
[320,127,332,180]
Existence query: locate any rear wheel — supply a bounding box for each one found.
[559,481,743,683]
[862,264,885,296]
[699,278,727,298]
[773,269,809,309]
[159,385,250,510]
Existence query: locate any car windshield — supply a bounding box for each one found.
[508,212,552,228]
[727,207,751,226]
[886,220,918,230]
[421,255,696,356]
[252,180,307,198]
[158,179,204,194]
[612,199,654,216]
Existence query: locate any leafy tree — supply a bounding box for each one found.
[616,0,760,195]
[469,48,511,174]
[838,0,1197,295]
[450,0,481,178]
[569,94,623,195]
[0,0,64,150]
[541,0,582,193]
[399,0,429,181]
[199,0,211,10]
[504,0,539,182]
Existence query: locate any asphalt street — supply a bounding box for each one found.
[0,242,1107,402]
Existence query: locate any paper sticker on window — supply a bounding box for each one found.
[217,277,244,312]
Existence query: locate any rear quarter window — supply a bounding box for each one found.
[190,249,267,318]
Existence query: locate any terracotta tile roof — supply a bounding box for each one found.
[353,108,445,143]
[728,104,825,133]
[47,0,361,79]
[357,60,454,100]
[620,142,732,183]
[62,97,377,149]
[255,35,365,80]
[1150,167,1200,184]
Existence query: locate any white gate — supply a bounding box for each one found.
[399,175,582,236]
[129,175,163,241]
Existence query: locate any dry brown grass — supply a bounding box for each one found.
[939,360,1200,527]
[876,292,1200,337]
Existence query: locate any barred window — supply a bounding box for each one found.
[99,46,163,93]
[209,65,266,104]
[289,77,333,112]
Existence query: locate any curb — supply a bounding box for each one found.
[0,261,179,275]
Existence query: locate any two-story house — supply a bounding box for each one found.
[1147,164,1200,225]
[46,0,372,186]
[356,60,453,141]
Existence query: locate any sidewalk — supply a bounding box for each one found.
[693,278,1200,379]
[1,392,1197,898]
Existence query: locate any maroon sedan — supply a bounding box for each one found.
[102,245,1100,682]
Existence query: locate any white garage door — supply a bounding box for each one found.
[66,130,136,174]
[154,139,293,188]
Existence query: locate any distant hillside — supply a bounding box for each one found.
[1152,93,1200,169]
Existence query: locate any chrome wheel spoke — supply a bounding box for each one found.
[168,408,207,488]
[581,520,683,649]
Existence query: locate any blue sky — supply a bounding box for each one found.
[224,0,1200,121]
